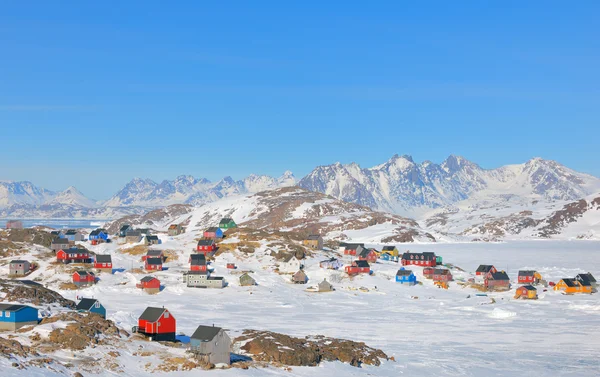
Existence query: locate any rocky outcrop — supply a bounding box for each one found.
[1,228,55,248]
[235,330,388,368]
[42,312,124,350]
[104,204,193,234]
[0,279,75,308]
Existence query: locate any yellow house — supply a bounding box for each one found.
[381,246,399,261]
[515,285,538,299]
[554,278,592,294]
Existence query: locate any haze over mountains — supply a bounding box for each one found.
[1,155,599,223]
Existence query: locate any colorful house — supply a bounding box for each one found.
[432,268,453,282]
[0,304,38,331]
[145,257,163,271]
[476,265,497,276]
[518,270,542,284]
[183,271,226,288]
[72,270,96,287]
[358,248,378,263]
[137,276,161,294]
[9,260,30,276]
[292,270,308,284]
[203,227,224,240]
[125,230,142,244]
[345,260,371,275]
[76,298,106,318]
[57,248,92,264]
[94,254,113,273]
[5,220,23,229]
[167,224,184,236]
[118,224,132,237]
[395,268,417,285]
[423,267,435,279]
[137,307,176,342]
[554,278,592,294]
[381,246,399,261]
[436,256,443,265]
[89,229,109,241]
[190,253,207,272]
[401,252,437,267]
[146,235,160,245]
[64,230,85,242]
[515,285,538,300]
[344,244,364,257]
[219,218,237,229]
[484,271,510,290]
[303,235,323,250]
[142,249,164,262]
[575,273,597,288]
[51,237,70,252]
[319,257,343,270]
[197,239,217,255]
[50,230,65,238]
[189,325,232,365]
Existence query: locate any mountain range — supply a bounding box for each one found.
[1,156,599,222]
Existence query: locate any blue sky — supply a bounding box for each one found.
[1,2,598,199]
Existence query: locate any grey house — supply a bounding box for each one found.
[318,278,333,292]
[239,273,256,286]
[118,224,132,237]
[146,235,160,245]
[189,325,231,365]
[9,260,30,276]
[51,237,71,252]
[168,224,184,236]
[183,271,225,289]
[125,230,142,244]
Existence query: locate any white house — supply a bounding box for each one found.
[279,255,303,274]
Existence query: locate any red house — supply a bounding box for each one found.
[401,252,436,267]
[142,250,164,262]
[72,270,96,287]
[343,244,364,256]
[345,260,371,275]
[518,270,541,284]
[432,268,453,282]
[203,227,223,240]
[423,267,435,279]
[94,255,112,273]
[196,239,216,254]
[57,248,92,264]
[189,254,207,272]
[137,307,176,342]
[145,257,163,271]
[226,263,236,269]
[484,271,511,290]
[136,276,161,294]
[358,248,378,263]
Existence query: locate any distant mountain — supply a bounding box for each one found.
[0,181,55,208]
[298,155,600,217]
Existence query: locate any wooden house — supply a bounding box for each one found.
[358,248,378,263]
[292,270,308,284]
[279,255,303,274]
[196,239,217,255]
[65,230,85,242]
[203,227,224,240]
[554,278,592,294]
[515,285,538,300]
[319,257,343,270]
[168,224,184,236]
[381,246,399,261]
[9,260,30,276]
[145,257,163,271]
[518,270,542,285]
[137,276,161,294]
[189,325,231,365]
[484,271,510,290]
[344,244,364,257]
[76,298,106,318]
[432,268,453,282]
[142,249,164,262]
[146,235,160,245]
[219,218,237,229]
[345,260,371,275]
[118,224,132,237]
[125,230,142,244]
[401,252,437,267]
[183,271,225,288]
[239,273,256,286]
[423,267,435,279]
[303,234,323,250]
[72,270,96,287]
[89,229,108,241]
[575,273,597,288]
[395,268,417,285]
[5,220,23,229]
[51,237,70,252]
[476,265,497,276]
[137,307,176,342]
[94,254,113,273]
[0,304,38,331]
[189,254,207,272]
[57,248,92,264]
[318,278,334,292]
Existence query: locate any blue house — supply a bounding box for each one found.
[396,268,417,285]
[89,229,109,241]
[0,303,39,331]
[380,252,392,261]
[50,230,66,238]
[76,298,106,319]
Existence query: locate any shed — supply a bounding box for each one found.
[292,270,308,284]
[239,273,256,286]
[76,298,106,318]
[9,260,30,276]
[318,278,334,292]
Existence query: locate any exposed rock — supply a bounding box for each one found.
[0,337,39,359]
[235,330,388,368]
[0,279,75,308]
[0,228,55,248]
[42,312,123,350]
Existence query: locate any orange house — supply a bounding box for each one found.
[554,278,592,294]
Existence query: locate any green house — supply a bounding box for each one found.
[219,217,237,229]
[436,256,443,265]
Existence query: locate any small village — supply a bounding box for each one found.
[0,216,597,369]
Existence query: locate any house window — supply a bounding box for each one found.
[6,311,10,318]
[164,312,169,318]
[95,302,100,308]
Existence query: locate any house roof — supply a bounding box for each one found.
[489,271,509,281]
[307,234,322,240]
[320,257,339,263]
[52,238,70,244]
[476,265,495,273]
[146,235,159,241]
[76,298,100,311]
[61,247,89,254]
[95,255,111,263]
[65,230,78,235]
[354,260,370,268]
[520,285,537,291]
[119,224,131,231]
[207,276,224,281]
[146,249,163,256]
[146,257,162,265]
[396,269,413,276]
[191,325,222,341]
[140,276,158,283]
[190,254,207,265]
[560,278,577,287]
[139,307,167,322]
[344,243,363,250]
[293,270,307,279]
[576,273,597,284]
[126,230,141,237]
[0,303,30,312]
[401,252,436,261]
[240,273,255,281]
[518,270,536,277]
[382,246,397,251]
[197,239,215,246]
[433,268,451,275]
[219,217,234,224]
[281,254,298,263]
[75,270,95,277]
[168,224,179,229]
[10,260,28,264]
[205,227,220,233]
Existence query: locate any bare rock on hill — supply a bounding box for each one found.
[0,279,75,308]
[42,312,123,350]
[235,330,388,368]
[105,204,193,234]
[0,228,55,248]
[0,337,39,359]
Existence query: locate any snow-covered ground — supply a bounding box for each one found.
[2,237,599,376]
